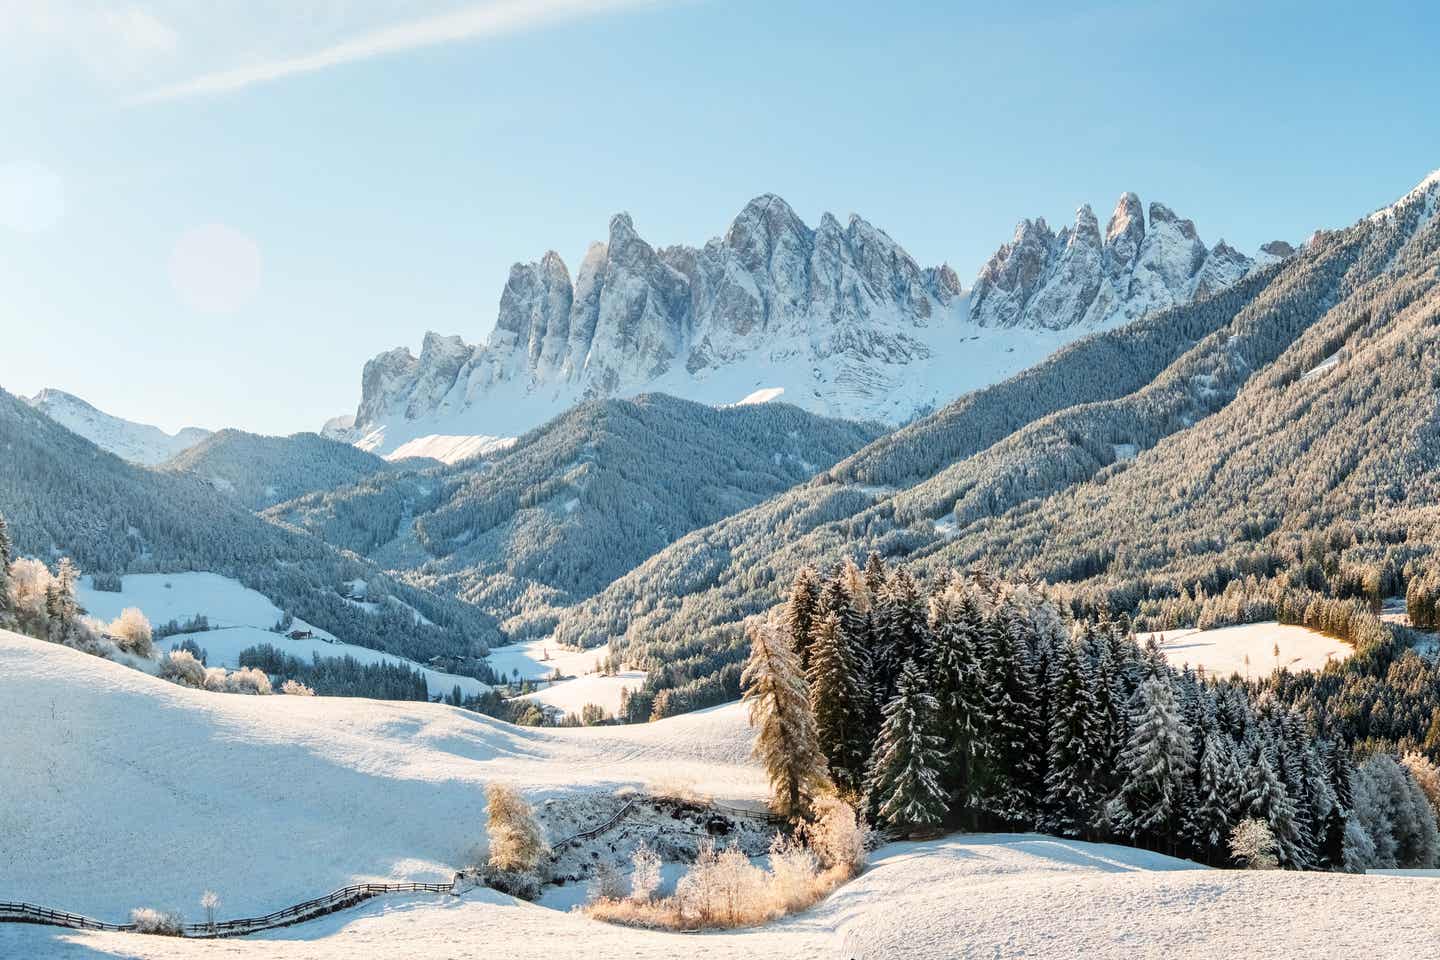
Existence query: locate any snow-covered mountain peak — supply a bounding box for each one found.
[25,388,211,466]
[972,192,1244,330]
[338,190,1264,455]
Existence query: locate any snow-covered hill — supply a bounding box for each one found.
[337,194,1281,455]
[75,572,489,697]
[25,388,210,465]
[0,629,762,922]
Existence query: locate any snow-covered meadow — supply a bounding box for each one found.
[0,629,763,922]
[11,831,1440,959]
[75,572,489,696]
[1144,621,1352,678]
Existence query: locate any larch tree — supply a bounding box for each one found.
[743,616,831,819]
[867,659,949,833]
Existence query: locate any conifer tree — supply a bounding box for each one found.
[784,566,821,671]
[868,660,948,833]
[1043,635,1103,837]
[1243,747,1307,869]
[1108,676,1194,850]
[808,612,870,797]
[979,609,1042,823]
[1187,733,1246,863]
[742,617,830,818]
[925,589,990,807]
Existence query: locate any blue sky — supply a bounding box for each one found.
[2,0,1437,436]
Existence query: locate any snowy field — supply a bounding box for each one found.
[76,572,488,696]
[1142,622,1352,677]
[486,637,607,682]
[514,669,647,718]
[11,832,1440,959]
[0,630,763,924]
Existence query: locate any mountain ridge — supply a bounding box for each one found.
[339,192,1276,455]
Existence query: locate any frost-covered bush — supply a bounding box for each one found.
[589,861,626,902]
[1401,752,1440,819]
[280,678,316,696]
[159,649,207,688]
[766,835,820,913]
[486,783,548,874]
[1229,818,1278,869]
[675,840,768,927]
[108,607,154,657]
[130,907,185,936]
[630,840,662,902]
[804,796,870,875]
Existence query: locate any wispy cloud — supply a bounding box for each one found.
[129,0,662,105]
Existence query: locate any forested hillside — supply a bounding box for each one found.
[270,394,879,628]
[548,172,1440,719]
[0,390,500,661]
[162,428,396,511]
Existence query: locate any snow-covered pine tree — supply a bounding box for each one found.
[978,608,1042,824]
[808,611,870,797]
[1187,733,1246,863]
[868,659,949,833]
[1042,634,1103,837]
[1242,746,1307,869]
[1320,742,1355,868]
[742,616,831,818]
[925,588,990,808]
[784,566,821,671]
[1108,675,1194,851]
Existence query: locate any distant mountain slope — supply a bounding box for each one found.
[162,428,396,511]
[25,388,210,465]
[546,169,1440,719]
[337,193,1274,454]
[270,394,880,625]
[0,388,499,660]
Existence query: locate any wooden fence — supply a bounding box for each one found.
[1,881,456,939]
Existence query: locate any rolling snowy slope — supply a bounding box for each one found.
[0,630,762,922]
[11,831,1440,959]
[74,573,489,696]
[25,388,210,465]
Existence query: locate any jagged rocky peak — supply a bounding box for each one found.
[971,191,1252,329]
[346,193,965,451]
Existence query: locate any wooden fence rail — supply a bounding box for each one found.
[0,881,457,939]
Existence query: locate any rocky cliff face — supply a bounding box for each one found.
[969,194,1274,330]
[343,192,1286,454]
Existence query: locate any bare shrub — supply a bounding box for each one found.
[1230,817,1279,869]
[630,840,662,902]
[589,861,626,901]
[486,783,548,873]
[130,907,185,936]
[281,678,316,696]
[159,649,207,688]
[109,607,154,657]
[803,795,870,876]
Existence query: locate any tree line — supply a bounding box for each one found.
[742,554,1440,873]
